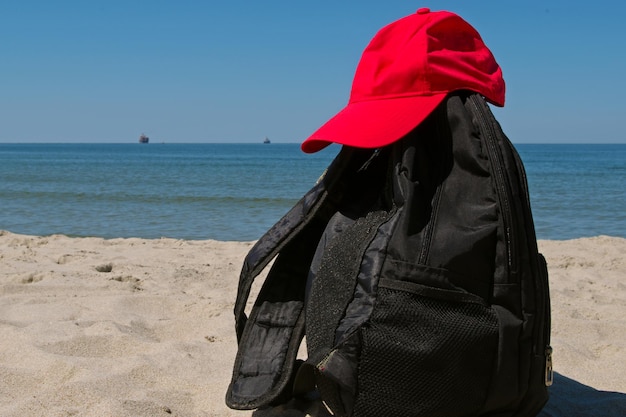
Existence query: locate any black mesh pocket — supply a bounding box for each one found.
[354,282,499,417]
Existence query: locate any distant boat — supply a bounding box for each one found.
[263,137,271,144]
[139,134,149,144]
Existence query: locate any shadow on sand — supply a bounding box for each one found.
[252,373,625,417]
[538,373,626,417]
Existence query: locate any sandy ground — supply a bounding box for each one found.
[1,231,624,416]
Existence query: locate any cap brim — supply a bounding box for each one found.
[301,93,447,153]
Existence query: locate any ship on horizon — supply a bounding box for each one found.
[139,133,149,144]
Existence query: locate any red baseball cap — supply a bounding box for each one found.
[301,8,505,153]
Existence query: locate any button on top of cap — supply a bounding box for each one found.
[416,7,430,14]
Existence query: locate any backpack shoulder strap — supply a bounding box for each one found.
[232,177,327,342]
[227,146,371,409]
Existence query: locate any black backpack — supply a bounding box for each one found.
[226,92,552,417]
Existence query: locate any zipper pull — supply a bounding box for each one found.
[545,346,554,386]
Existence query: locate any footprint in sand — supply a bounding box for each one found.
[20,273,44,284]
[110,275,143,291]
[95,263,113,272]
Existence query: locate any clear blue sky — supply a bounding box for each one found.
[2,1,625,144]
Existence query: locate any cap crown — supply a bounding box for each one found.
[350,9,504,106]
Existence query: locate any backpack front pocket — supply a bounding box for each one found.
[353,279,499,417]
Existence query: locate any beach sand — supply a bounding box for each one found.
[1,230,624,416]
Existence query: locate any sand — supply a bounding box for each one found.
[0,230,624,416]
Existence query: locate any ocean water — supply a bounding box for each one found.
[0,143,624,241]
[518,144,625,240]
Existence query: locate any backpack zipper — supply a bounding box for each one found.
[418,183,444,265]
[545,346,554,386]
[472,95,552,386]
[418,112,450,265]
[469,97,515,273]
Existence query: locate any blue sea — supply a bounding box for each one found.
[0,143,624,241]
